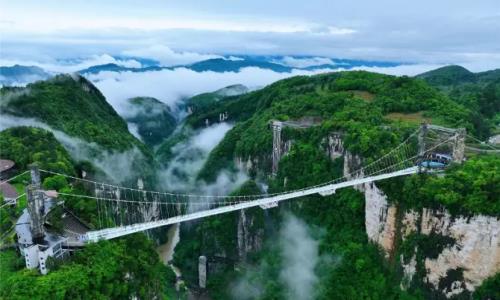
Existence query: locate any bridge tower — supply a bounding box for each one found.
[27,164,45,244]
[198,255,207,289]
[417,123,428,171]
[452,128,466,163]
[271,121,282,176]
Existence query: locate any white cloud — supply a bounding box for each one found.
[279,214,319,300]
[0,54,142,73]
[84,66,331,117]
[225,56,245,61]
[157,122,238,192]
[311,26,357,36]
[122,45,220,66]
[230,213,334,300]
[127,122,142,141]
[274,56,335,68]
[0,115,144,183]
[1,1,500,70]
[347,63,446,76]
[84,62,449,119]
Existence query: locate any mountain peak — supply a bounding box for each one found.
[416,65,475,85]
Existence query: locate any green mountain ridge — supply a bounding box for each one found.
[0,74,157,186]
[0,74,146,152]
[185,84,249,113]
[191,70,474,181]
[0,66,498,300]
[416,65,500,137]
[124,97,177,147]
[171,68,499,300]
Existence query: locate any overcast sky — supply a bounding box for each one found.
[1,0,499,70]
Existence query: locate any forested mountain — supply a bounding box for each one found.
[189,71,473,181]
[417,65,500,137]
[0,127,75,175]
[416,65,477,86]
[417,65,500,86]
[0,65,51,86]
[0,127,175,299]
[0,74,146,151]
[124,97,177,147]
[0,67,498,299]
[171,70,499,299]
[185,84,249,113]
[0,74,157,186]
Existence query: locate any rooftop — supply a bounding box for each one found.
[0,159,15,173]
[0,182,19,199]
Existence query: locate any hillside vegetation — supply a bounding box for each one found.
[191,71,472,181]
[0,74,147,152]
[417,65,500,137]
[0,67,498,299]
[172,69,499,299]
[0,234,174,300]
[0,127,75,175]
[124,97,177,146]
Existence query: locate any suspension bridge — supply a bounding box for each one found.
[4,124,498,247]
[5,124,482,245]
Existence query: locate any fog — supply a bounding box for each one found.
[0,54,142,74]
[156,122,247,196]
[272,56,336,68]
[230,213,330,300]
[0,115,144,183]
[85,67,326,116]
[84,62,442,119]
[122,45,221,66]
[279,214,320,300]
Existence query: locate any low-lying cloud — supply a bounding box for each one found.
[122,45,221,66]
[0,54,142,74]
[85,62,445,118]
[157,122,247,196]
[85,66,317,115]
[230,213,329,300]
[273,56,336,68]
[279,214,320,300]
[0,114,144,183]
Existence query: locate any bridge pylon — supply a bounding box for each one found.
[417,123,428,172]
[27,164,45,244]
[452,128,466,163]
[271,121,282,176]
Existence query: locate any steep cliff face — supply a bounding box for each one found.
[364,182,397,258]
[330,137,500,297]
[419,210,500,296]
[237,209,264,262]
[363,179,500,297]
[324,133,344,161]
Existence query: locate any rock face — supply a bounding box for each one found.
[363,181,500,296]
[421,210,500,297]
[364,182,397,258]
[237,209,264,262]
[334,136,500,297]
[324,133,344,161]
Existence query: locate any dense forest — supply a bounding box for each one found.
[124,97,177,147]
[0,234,175,299]
[0,66,498,299]
[172,69,500,299]
[417,65,500,138]
[0,126,177,299]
